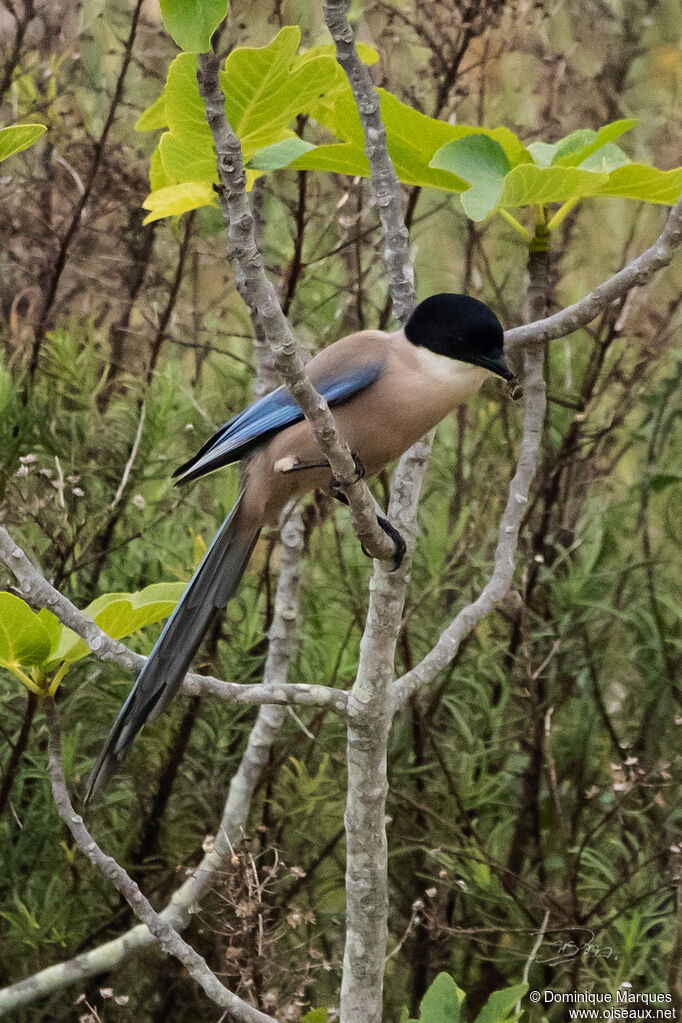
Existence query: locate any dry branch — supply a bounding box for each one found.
[43,699,276,1023]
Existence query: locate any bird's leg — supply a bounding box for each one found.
[328,455,404,569]
[329,452,366,502]
[275,455,330,474]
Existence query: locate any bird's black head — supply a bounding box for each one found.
[404,293,514,381]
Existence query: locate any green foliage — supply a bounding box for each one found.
[302,1010,328,1023]
[400,973,527,1023]
[159,0,227,53]
[138,25,681,230]
[0,583,184,695]
[0,123,46,163]
[0,594,61,692]
[139,28,345,221]
[430,119,682,226]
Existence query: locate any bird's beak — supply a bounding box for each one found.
[477,353,516,381]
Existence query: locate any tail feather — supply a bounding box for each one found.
[85,491,260,802]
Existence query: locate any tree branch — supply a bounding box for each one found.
[391,195,682,709]
[0,525,347,711]
[42,700,276,1023]
[391,344,545,710]
[322,0,417,322]
[320,5,423,1021]
[505,195,682,350]
[195,50,397,564]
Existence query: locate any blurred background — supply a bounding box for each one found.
[1,1,681,1020]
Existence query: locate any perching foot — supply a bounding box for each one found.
[329,452,366,503]
[360,515,407,572]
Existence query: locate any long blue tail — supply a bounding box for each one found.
[85,491,260,801]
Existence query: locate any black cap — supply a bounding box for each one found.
[405,293,514,381]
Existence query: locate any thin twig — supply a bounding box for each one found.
[505,195,682,351]
[0,526,347,712]
[109,403,146,510]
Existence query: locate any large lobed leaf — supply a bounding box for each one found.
[138,25,682,225]
[140,27,341,223]
[0,593,60,670]
[430,119,682,220]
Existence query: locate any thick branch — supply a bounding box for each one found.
[505,194,682,350]
[0,526,347,712]
[43,701,276,1023]
[321,6,421,1022]
[390,343,546,711]
[0,508,305,1013]
[195,51,396,564]
[322,0,417,323]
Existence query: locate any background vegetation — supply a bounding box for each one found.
[1,1,681,1020]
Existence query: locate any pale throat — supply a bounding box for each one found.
[414,345,489,395]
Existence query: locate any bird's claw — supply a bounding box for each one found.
[329,452,366,503]
[506,378,523,401]
[361,515,406,572]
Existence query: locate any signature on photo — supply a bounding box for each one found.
[533,928,617,965]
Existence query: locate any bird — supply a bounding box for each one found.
[85,293,515,800]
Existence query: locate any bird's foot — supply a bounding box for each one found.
[506,379,523,401]
[360,515,407,572]
[329,452,366,504]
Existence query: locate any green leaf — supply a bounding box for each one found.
[430,135,511,219]
[552,118,638,167]
[37,608,64,661]
[248,136,315,171]
[302,1010,328,1023]
[579,142,629,173]
[594,163,682,204]
[157,53,217,187]
[0,593,55,669]
[47,582,186,667]
[142,181,217,224]
[149,146,173,191]
[650,471,682,492]
[473,984,528,1023]
[418,973,466,1023]
[144,28,341,219]
[527,119,637,169]
[135,93,167,132]
[499,163,609,211]
[219,26,338,158]
[0,123,47,164]
[159,0,227,53]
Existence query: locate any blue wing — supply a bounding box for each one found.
[173,362,383,485]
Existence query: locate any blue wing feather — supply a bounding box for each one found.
[173,362,383,485]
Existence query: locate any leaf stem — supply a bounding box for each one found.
[47,662,70,697]
[0,661,44,695]
[547,196,581,232]
[497,208,533,242]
